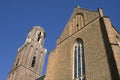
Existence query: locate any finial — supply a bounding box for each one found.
[98,8,104,17]
[76,5,80,8]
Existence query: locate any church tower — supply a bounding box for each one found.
[7,26,47,80]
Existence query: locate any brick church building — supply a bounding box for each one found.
[7,6,120,80]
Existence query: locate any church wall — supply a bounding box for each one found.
[57,8,99,45]
[100,17,120,78]
[83,19,111,80]
[112,45,120,76]
[104,18,120,76]
[45,18,112,80]
[45,49,58,80]
[8,64,42,80]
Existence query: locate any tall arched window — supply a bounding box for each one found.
[73,39,85,80]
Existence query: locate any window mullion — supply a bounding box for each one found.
[77,45,79,78]
[74,46,77,78]
[74,40,85,80]
[80,44,83,76]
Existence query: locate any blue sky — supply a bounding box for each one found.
[0,0,120,80]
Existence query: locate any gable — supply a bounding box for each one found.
[57,7,100,45]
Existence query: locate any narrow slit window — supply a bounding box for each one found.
[31,56,36,67]
[38,32,41,42]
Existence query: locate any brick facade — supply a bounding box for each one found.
[45,7,120,80]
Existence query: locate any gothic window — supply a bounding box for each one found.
[38,32,41,42]
[31,56,36,67]
[73,39,85,80]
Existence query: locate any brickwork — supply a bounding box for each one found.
[7,6,120,80]
[101,17,120,77]
[7,26,47,80]
[45,7,120,80]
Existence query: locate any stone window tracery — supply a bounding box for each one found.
[73,38,85,80]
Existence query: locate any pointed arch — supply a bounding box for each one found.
[73,38,85,80]
[70,13,85,35]
[76,13,85,30]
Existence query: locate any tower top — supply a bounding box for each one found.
[25,26,46,46]
[29,26,45,33]
[76,5,80,8]
[7,25,47,80]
